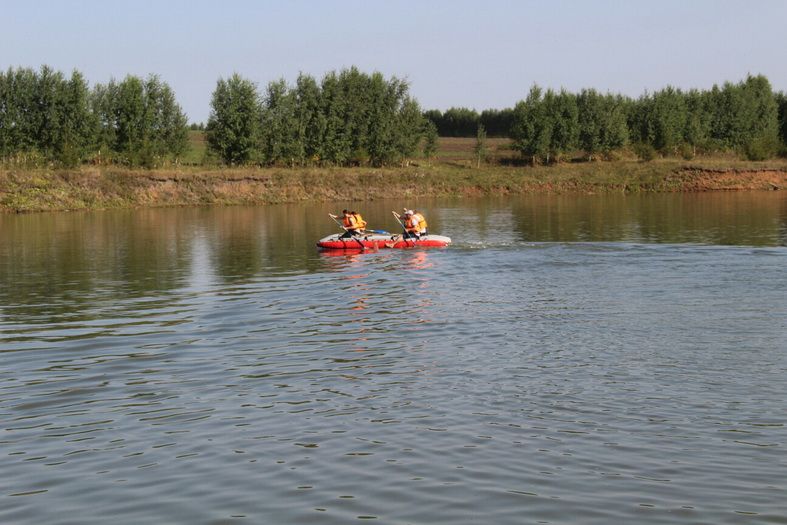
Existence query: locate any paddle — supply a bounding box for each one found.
[392,211,416,247]
[329,213,366,250]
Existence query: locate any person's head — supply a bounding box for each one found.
[405,210,413,216]
[342,209,350,215]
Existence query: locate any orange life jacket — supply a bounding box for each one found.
[344,213,367,230]
[404,215,419,232]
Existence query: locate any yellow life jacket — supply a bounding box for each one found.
[344,213,367,230]
[353,213,367,229]
[413,213,427,232]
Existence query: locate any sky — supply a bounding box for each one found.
[2,0,787,123]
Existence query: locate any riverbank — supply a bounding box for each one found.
[2,160,787,212]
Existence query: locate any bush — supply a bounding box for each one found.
[57,143,82,168]
[742,135,778,161]
[632,142,656,162]
[679,143,695,160]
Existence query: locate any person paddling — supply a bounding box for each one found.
[339,209,367,239]
[412,209,428,237]
[402,209,424,240]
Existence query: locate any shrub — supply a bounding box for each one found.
[679,143,695,160]
[743,135,778,161]
[633,142,656,162]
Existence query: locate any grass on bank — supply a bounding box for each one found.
[2,136,787,212]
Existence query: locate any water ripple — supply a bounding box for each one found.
[3,201,787,524]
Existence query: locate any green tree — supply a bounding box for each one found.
[137,75,189,164]
[348,68,374,157]
[1,66,96,165]
[293,73,324,165]
[114,75,146,162]
[683,89,712,156]
[58,70,97,166]
[422,120,438,163]
[423,109,443,134]
[0,68,38,158]
[260,78,299,165]
[511,85,551,164]
[91,79,119,161]
[206,73,261,165]
[650,86,687,153]
[320,71,351,165]
[599,94,629,155]
[145,75,189,160]
[393,96,424,165]
[738,75,780,159]
[33,65,66,160]
[577,89,628,160]
[710,75,779,158]
[90,74,188,166]
[777,91,787,151]
[480,108,515,137]
[312,68,422,166]
[439,107,480,137]
[364,71,397,166]
[546,89,579,162]
[0,69,9,156]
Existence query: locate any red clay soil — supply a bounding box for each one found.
[670,168,787,191]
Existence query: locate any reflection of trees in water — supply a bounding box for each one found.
[206,208,265,282]
[511,195,633,242]
[205,205,329,283]
[4,193,784,325]
[1,203,448,325]
[510,193,787,246]
[0,210,193,323]
[779,195,787,247]
[112,209,194,292]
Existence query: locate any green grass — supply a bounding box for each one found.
[3,135,787,212]
[2,159,786,213]
[181,130,207,165]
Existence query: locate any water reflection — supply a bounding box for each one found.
[2,194,786,524]
[509,192,787,245]
[1,192,786,325]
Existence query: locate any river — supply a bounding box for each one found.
[1,192,786,524]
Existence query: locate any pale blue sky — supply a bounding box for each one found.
[2,0,786,123]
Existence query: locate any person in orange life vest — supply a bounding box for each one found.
[402,210,421,240]
[340,209,367,238]
[412,210,428,236]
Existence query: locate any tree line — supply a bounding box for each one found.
[427,75,787,162]
[0,66,188,167]
[423,107,514,137]
[2,66,787,168]
[206,67,430,166]
[0,65,433,168]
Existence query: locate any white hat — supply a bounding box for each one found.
[405,210,414,215]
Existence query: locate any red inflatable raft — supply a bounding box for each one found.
[317,233,451,250]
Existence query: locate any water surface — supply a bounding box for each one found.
[2,192,786,524]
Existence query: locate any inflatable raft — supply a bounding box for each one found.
[317,232,451,250]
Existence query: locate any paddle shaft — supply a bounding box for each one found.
[392,211,416,247]
[329,213,366,250]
